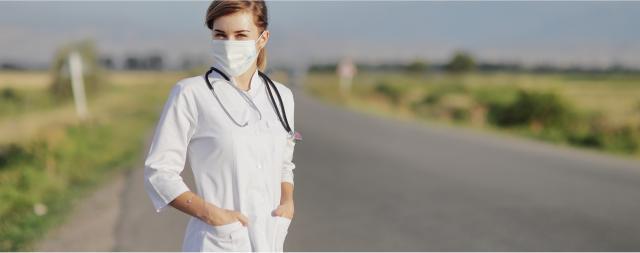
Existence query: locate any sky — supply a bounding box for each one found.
[0,1,639,69]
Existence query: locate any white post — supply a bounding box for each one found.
[69,51,89,120]
[337,57,356,97]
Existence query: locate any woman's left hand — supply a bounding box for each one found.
[272,201,294,220]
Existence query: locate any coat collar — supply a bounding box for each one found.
[209,63,263,99]
[244,67,263,99]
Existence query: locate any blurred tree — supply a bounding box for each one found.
[147,53,164,70]
[49,39,107,102]
[99,56,115,70]
[123,54,165,70]
[125,56,141,70]
[445,50,476,73]
[407,59,429,73]
[309,63,337,73]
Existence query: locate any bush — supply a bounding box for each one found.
[0,88,23,117]
[484,88,574,129]
[373,81,407,106]
[1,88,20,102]
[436,94,473,121]
[601,124,639,153]
[0,144,30,169]
[419,83,467,105]
[411,84,471,121]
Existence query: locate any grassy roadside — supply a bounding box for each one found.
[305,71,640,160]
[0,71,183,251]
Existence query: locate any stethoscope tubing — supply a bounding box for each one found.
[204,66,293,136]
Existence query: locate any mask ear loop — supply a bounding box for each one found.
[255,30,265,45]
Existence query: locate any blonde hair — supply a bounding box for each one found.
[205,0,269,71]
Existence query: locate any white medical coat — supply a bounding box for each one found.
[143,64,296,252]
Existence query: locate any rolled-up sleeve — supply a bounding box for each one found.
[143,81,198,213]
[281,88,296,186]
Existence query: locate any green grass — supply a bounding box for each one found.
[0,87,60,120]
[0,71,178,251]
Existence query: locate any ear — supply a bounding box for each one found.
[258,30,269,50]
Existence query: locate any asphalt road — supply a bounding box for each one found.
[284,87,640,251]
[39,85,640,251]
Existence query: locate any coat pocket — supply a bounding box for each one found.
[272,216,292,252]
[202,220,251,252]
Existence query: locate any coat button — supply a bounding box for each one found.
[257,164,262,169]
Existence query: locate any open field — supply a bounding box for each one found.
[305,71,640,158]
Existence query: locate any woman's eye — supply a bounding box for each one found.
[214,34,226,39]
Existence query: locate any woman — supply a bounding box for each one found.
[143,0,297,251]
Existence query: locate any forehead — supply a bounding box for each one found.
[212,11,257,32]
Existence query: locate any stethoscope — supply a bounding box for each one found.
[204,66,294,139]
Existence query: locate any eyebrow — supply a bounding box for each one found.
[214,29,251,34]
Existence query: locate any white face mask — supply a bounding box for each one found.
[211,31,265,77]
